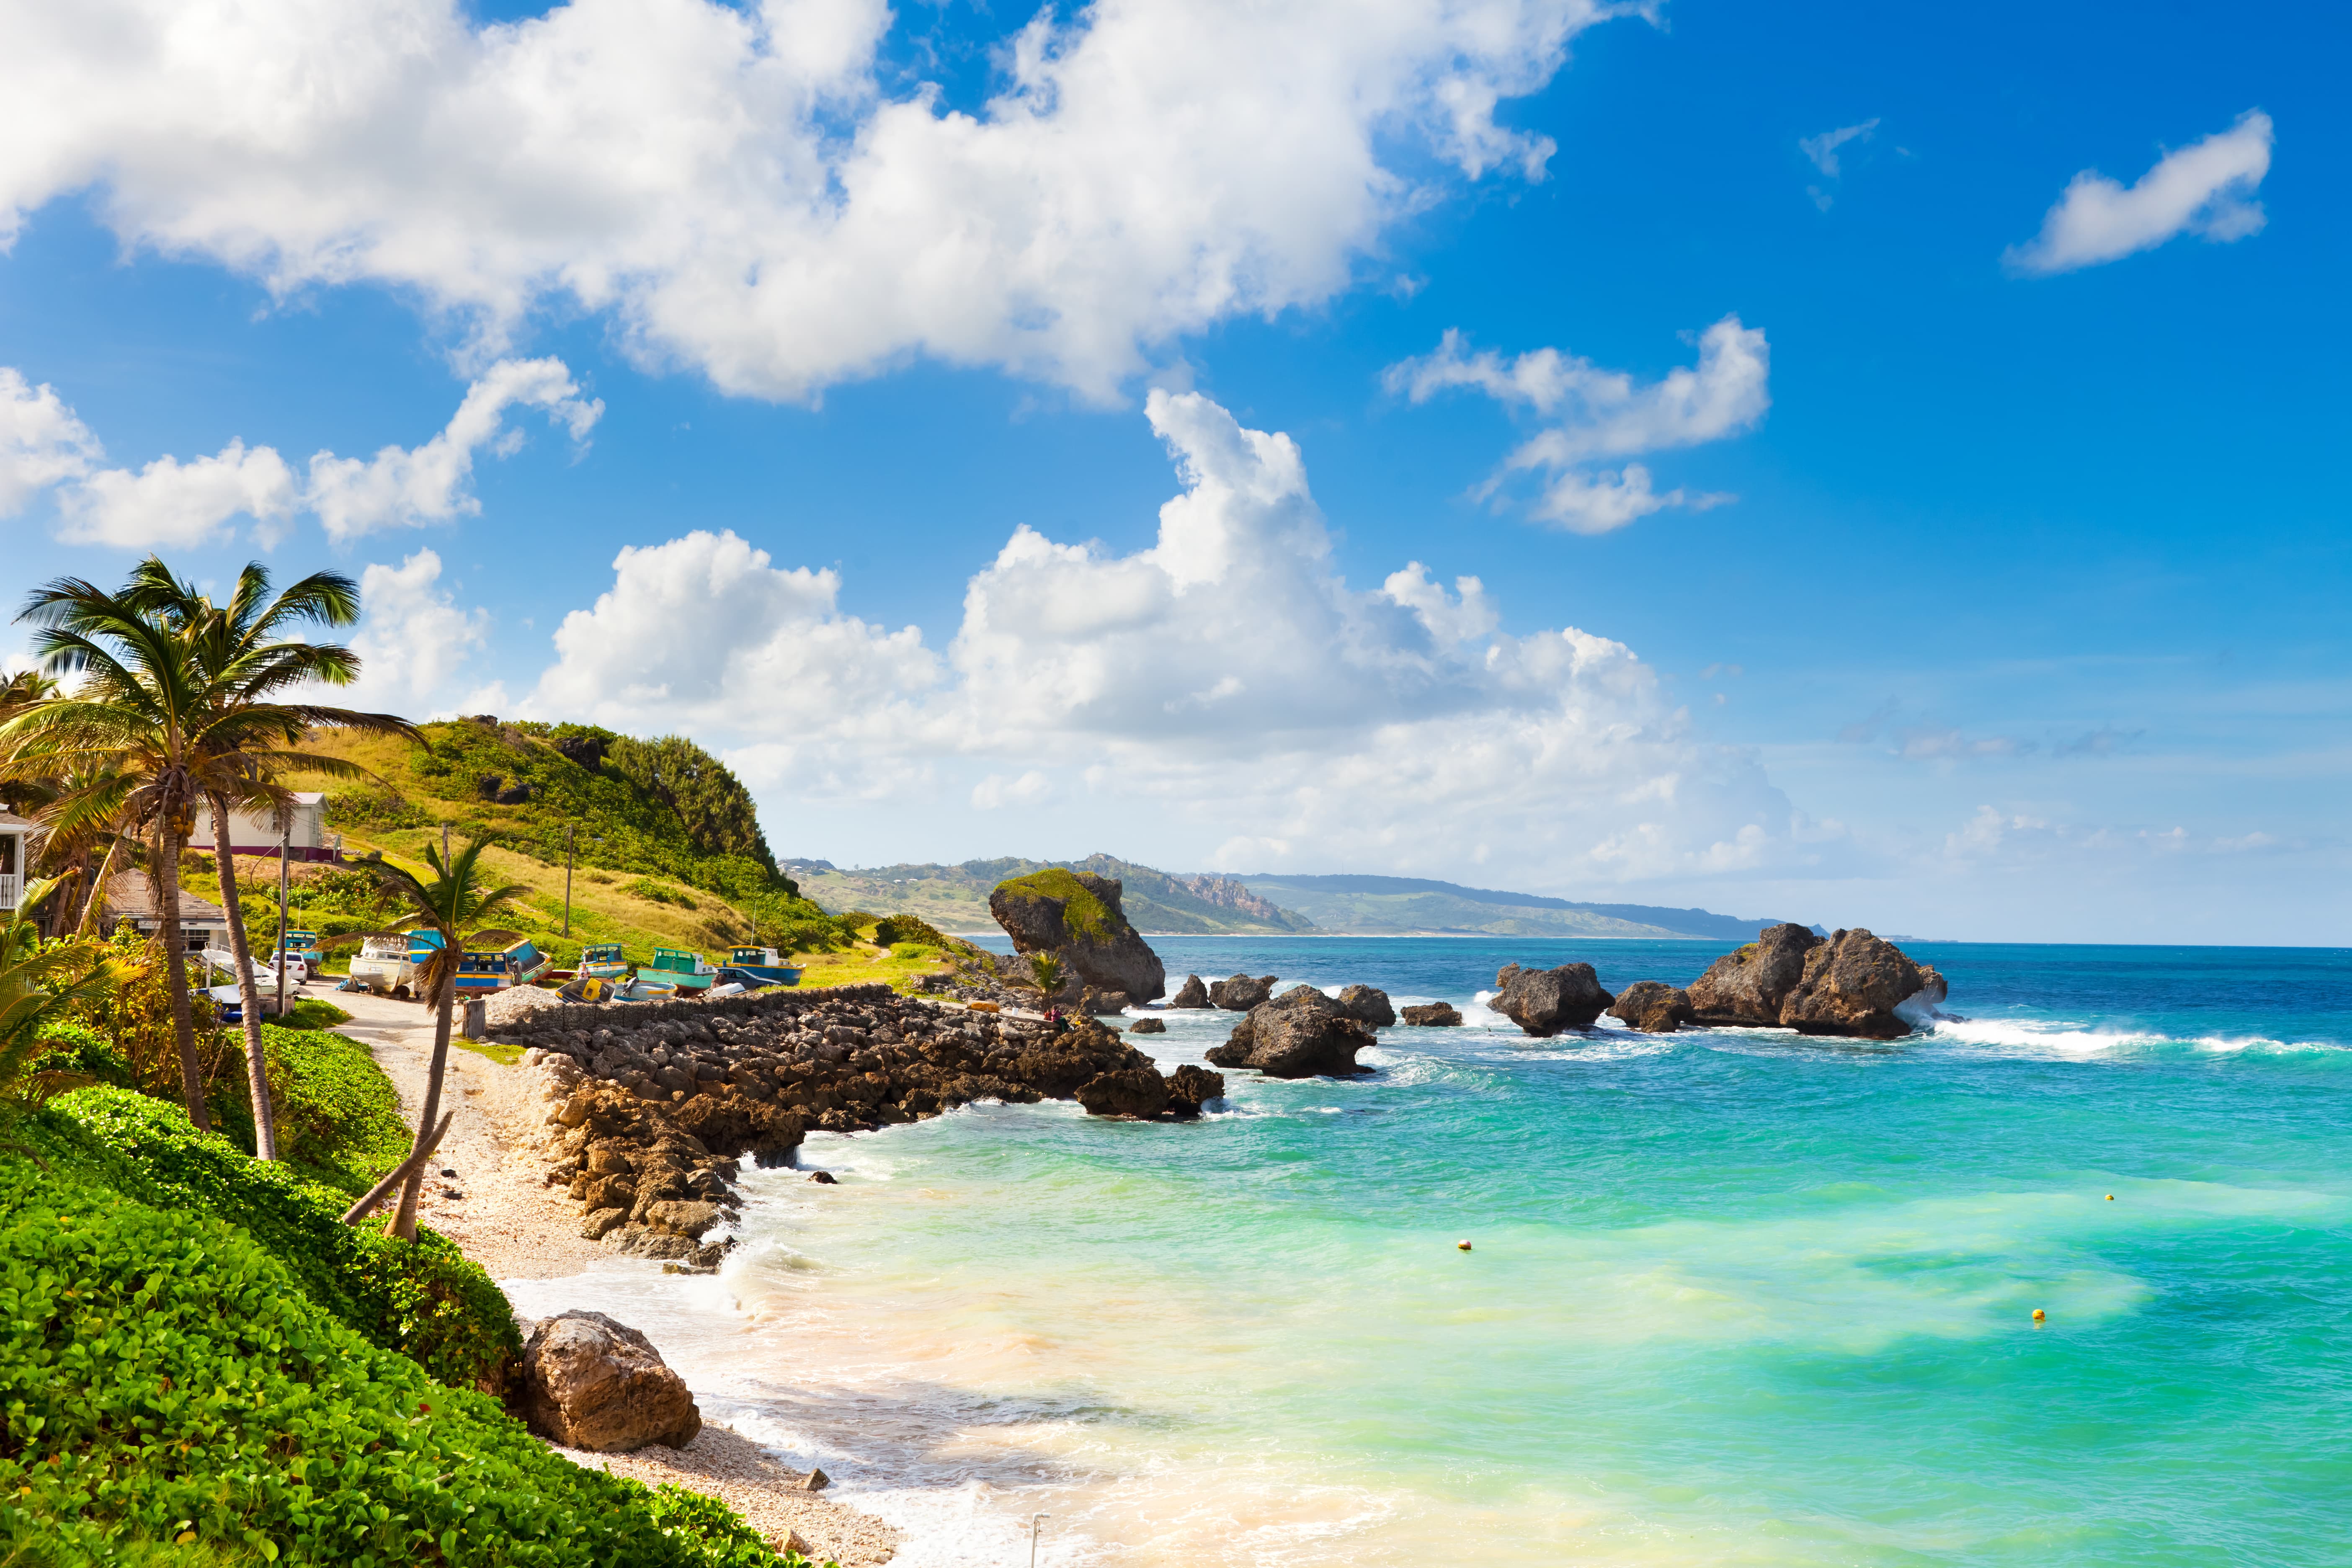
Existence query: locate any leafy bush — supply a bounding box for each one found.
[623,878,697,910]
[872,914,948,949]
[251,1025,405,1193]
[273,998,353,1032]
[0,1161,805,1567]
[26,1090,515,1394]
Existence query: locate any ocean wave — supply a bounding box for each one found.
[1923,1016,2346,1058]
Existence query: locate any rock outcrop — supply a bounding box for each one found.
[1336,985,1395,1028]
[1209,974,1276,1011]
[1490,963,1614,1037]
[1206,985,1376,1078]
[1685,923,1945,1039]
[989,869,1166,1002]
[1777,929,1944,1039]
[1075,1067,1172,1119]
[1400,1002,1462,1027]
[1169,974,1210,1008]
[503,983,1220,1251]
[1129,1016,1168,1034]
[1607,981,1695,1034]
[1686,923,1819,1026]
[1164,1065,1226,1117]
[519,1311,701,1452]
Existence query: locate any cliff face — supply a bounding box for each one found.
[988,869,1168,1003]
[1174,874,1295,925]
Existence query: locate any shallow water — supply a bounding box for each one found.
[506,939,2352,1566]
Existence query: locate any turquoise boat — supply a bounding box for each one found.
[578,942,630,981]
[647,947,718,991]
[726,946,804,985]
[455,938,551,993]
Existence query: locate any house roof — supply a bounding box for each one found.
[103,869,229,926]
[0,810,32,830]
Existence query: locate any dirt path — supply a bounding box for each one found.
[331,985,604,1277]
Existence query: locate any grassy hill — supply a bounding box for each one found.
[796,853,1315,935]
[270,718,856,972]
[1232,874,1805,940]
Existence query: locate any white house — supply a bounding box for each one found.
[0,810,28,915]
[101,869,229,952]
[192,792,335,863]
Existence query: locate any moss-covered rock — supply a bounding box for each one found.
[987,870,1166,1002]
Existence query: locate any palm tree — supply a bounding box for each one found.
[118,558,418,1160]
[2,562,415,1144]
[355,836,528,1241]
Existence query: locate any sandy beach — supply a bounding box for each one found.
[332,986,902,1566]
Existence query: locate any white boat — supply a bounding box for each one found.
[348,934,422,998]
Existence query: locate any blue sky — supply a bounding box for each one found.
[2,0,2344,943]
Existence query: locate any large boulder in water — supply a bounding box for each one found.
[1607,981,1695,1034]
[1336,984,1395,1027]
[1491,962,1614,1037]
[1164,1064,1226,1117]
[1075,1067,1169,1119]
[1777,929,1943,1039]
[1206,985,1375,1078]
[989,869,1166,1003]
[1686,923,1820,1026]
[1400,1002,1462,1027]
[519,1311,701,1452]
[1209,973,1276,1011]
[1170,974,1211,1008]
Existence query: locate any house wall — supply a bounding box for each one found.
[193,798,327,855]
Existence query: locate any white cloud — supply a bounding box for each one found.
[304,357,602,541]
[337,549,494,717]
[57,440,299,549]
[2004,110,2273,276]
[0,357,597,548]
[523,388,1819,886]
[1384,315,1767,532]
[1800,118,1878,180]
[0,368,101,514]
[0,0,1647,402]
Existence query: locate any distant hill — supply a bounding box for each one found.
[799,854,1315,935]
[1231,874,1802,941]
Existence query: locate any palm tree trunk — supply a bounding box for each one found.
[209,792,279,1161]
[154,823,208,1130]
[392,970,454,1242]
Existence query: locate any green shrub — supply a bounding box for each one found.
[26,1091,515,1394]
[872,914,947,949]
[273,998,353,1032]
[0,1161,803,1567]
[24,1019,132,1092]
[253,1026,405,1194]
[622,879,696,910]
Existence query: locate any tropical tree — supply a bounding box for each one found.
[354,836,528,1241]
[1,562,415,1146]
[118,558,418,1159]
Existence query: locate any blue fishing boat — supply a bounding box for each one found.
[454,938,552,993]
[725,946,804,985]
[578,942,630,981]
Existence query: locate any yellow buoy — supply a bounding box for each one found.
[2032,1308,2046,1321]
[1457,1240,1473,1251]
[2105,1194,2115,1201]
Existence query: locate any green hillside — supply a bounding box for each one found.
[1233,874,1802,940]
[276,718,845,967]
[797,853,1315,934]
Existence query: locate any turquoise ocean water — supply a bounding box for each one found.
[507,939,2352,1566]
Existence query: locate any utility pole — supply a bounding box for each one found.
[563,824,575,936]
[441,821,451,866]
[276,807,291,1016]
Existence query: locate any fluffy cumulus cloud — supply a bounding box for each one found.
[336,549,500,717]
[2005,110,2274,276]
[0,358,598,548]
[522,390,1814,886]
[1384,315,1768,533]
[0,0,1648,402]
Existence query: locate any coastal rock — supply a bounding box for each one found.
[1078,985,1132,1016]
[1777,929,1938,1039]
[1491,963,1614,1037]
[1399,1002,1462,1027]
[640,1199,728,1240]
[1164,1064,1225,1117]
[1607,981,1696,1034]
[1207,985,1376,1078]
[989,869,1167,1002]
[580,1207,629,1240]
[519,1311,701,1452]
[1209,973,1277,1011]
[1336,985,1396,1028]
[1686,923,1819,1026]
[1075,1067,1169,1119]
[1130,1016,1168,1034]
[1170,974,1211,1008]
